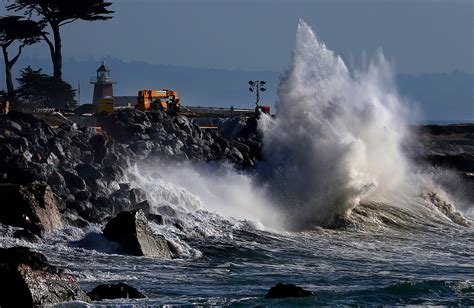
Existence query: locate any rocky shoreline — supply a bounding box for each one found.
[0,109,472,305]
[0,109,264,305]
[0,110,261,233]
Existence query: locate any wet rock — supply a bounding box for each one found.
[60,170,86,192]
[0,246,50,270]
[134,200,151,213]
[146,213,164,224]
[231,147,244,161]
[12,229,42,243]
[89,134,108,163]
[45,152,60,166]
[102,152,119,166]
[102,165,125,182]
[119,183,131,191]
[129,188,148,205]
[0,182,64,236]
[173,139,185,153]
[426,153,474,173]
[80,151,94,164]
[71,200,92,214]
[162,145,175,156]
[0,246,90,307]
[75,163,103,182]
[87,282,146,300]
[87,179,109,196]
[47,139,65,158]
[74,190,91,201]
[110,190,132,213]
[156,205,177,217]
[103,209,172,259]
[1,136,29,151]
[130,123,145,133]
[174,115,193,135]
[0,120,22,133]
[265,283,312,299]
[218,117,248,140]
[29,162,52,181]
[4,156,42,184]
[94,196,111,208]
[232,141,250,154]
[130,140,153,157]
[0,144,14,166]
[63,211,90,228]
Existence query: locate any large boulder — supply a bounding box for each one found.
[75,163,103,182]
[87,282,146,300]
[0,120,22,133]
[218,117,247,140]
[265,283,312,299]
[60,169,86,192]
[0,182,64,235]
[0,246,90,307]
[89,134,108,163]
[103,209,172,259]
[3,156,46,185]
[109,187,149,214]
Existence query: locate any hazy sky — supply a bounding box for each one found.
[6,0,474,74]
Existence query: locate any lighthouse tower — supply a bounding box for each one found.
[90,61,115,105]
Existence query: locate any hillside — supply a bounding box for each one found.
[1,57,473,121]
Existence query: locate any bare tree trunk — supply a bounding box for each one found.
[1,46,16,104]
[51,23,62,81]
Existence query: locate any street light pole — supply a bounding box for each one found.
[248,80,266,107]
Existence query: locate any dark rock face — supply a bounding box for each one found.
[411,124,474,173]
[87,282,146,300]
[89,134,108,163]
[103,209,172,259]
[0,182,64,235]
[425,153,474,173]
[60,170,87,192]
[97,110,261,168]
[265,283,312,299]
[0,246,50,270]
[146,213,164,225]
[0,246,90,307]
[76,163,103,182]
[156,205,177,217]
[12,229,42,243]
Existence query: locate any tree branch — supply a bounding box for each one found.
[59,18,79,27]
[41,32,54,54]
[2,39,15,49]
[9,44,23,67]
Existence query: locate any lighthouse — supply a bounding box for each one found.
[90,61,115,105]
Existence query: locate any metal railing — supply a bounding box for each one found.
[90,77,115,83]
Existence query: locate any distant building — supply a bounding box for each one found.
[90,62,115,105]
[114,96,136,107]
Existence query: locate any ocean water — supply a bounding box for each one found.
[1,201,472,306]
[1,20,473,306]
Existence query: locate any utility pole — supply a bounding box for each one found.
[248,80,266,107]
[77,80,81,105]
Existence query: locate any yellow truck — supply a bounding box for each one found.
[135,89,180,113]
[98,96,115,113]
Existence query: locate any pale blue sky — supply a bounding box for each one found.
[9,0,474,74]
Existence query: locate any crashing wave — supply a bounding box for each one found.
[257,20,411,229]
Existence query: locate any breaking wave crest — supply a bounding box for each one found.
[257,20,413,229]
